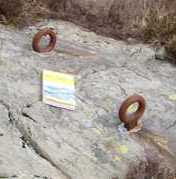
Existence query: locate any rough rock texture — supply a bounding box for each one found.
[0,20,176,179]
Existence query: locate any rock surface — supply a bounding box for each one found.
[0,20,176,179]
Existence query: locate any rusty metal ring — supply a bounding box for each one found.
[32,28,56,53]
[119,95,146,131]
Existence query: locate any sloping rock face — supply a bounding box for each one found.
[0,20,176,179]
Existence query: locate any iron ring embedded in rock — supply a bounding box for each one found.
[119,95,146,131]
[32,28,57,53]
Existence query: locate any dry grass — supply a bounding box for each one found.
[0,0,22,18]
[0,0,49,26]
[141,0,176,62]
[0,0,23,25]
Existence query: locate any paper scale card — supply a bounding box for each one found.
[43,70,76,110]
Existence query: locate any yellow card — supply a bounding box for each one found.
[43,70,76,110]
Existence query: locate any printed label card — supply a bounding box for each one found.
[43,70,76,110]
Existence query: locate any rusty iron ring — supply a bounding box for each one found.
[119,95,146,131]
[32,28,57,53]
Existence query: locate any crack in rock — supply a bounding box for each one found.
[166,120,176,129]
[117,83,128,96]
[0,174,17,178]
[21,112,37,123]
[0,100,71,179]
[0,100,15,123]
[14,120,72,179]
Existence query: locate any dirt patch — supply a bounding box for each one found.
[0,0,49,26]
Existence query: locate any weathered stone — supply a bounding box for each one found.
[0,20,175,179]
